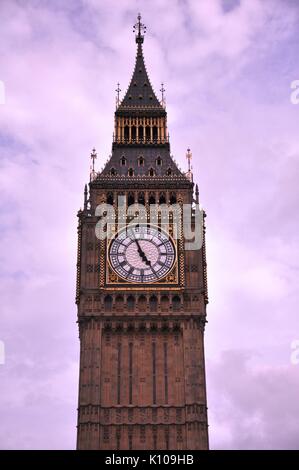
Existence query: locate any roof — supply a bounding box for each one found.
[118,37,163,110]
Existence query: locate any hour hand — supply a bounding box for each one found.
[135,238,151,266]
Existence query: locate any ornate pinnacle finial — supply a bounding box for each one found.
[160,82,166,108]
[186,148,192,172]
[90,148,97,182]
[133,13,146,43]
[84,184,88,210]
[186,148,193,182]
[115,82,121,108]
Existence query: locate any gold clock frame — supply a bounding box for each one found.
[104,223,181,289]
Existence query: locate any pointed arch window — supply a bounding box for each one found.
[138,126,144,142]
[128,168,134,177]
[149,192,156,205]
[128,192,135,206]
[138,192,145,205]
[127,295,135,310]
[172,295,181,310]
[169,192,177,204]
[120,156,127,166]
[104,295,113,311]
[107,192,114,205]
[149,168,155,177]
[156,156,162,166]
[110,168,116,176]
[149,295,158,311]
[138,156,145,166]
[159,192,166,204]
[166,168,172,176]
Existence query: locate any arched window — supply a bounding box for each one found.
[149,168,155,177]
[131,126,136,141]
[104,295,113,311]
[124,126,129,141]
[107,192,113,205]
[166,168,172,176]
[172,295,181,310]
[110,168,116,176]
[127,295,135,310]
[128,192,135,206]
[138,192,145,205]
[120,156,126,166]
[149,295,158,311]
[156,156,162,166]
[169,192,177,204]
[153,126,158,141]
[139,126,144,142]
[128,168,134,177]
[159,192,166,204]
[138,156,144,166]
[149,192,156,205]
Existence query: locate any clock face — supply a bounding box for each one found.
[108,224,176,283]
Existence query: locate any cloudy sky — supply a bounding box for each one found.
[0,0,299,449]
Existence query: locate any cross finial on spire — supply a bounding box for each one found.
[115,82,121,108]
[160,82,166,108]
[90,148,97,181]
[133,13,146,43]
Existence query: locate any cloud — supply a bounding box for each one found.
[208,350,299,449]
[0,0,298,449]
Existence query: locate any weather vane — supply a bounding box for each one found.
[90,148,97,181]
[160,82,166,108]
[115,82,121,108]
[133,13,146,42]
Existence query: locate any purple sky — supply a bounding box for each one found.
[0,0,299,449]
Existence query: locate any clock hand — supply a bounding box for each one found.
[134,237,151,266]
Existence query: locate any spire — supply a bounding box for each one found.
[118,14,162,109]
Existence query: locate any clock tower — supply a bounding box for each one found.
[76,15,209,450]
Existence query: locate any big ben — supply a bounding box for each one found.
[76,14,209,450]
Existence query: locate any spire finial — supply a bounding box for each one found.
[115,82,121,108]
[133,13,146,43]
[186,148,192,172]
[90,148,97,181]
[186,148,193,182]
[160,82,166,108]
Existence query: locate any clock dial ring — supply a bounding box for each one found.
[108,224,176,283]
